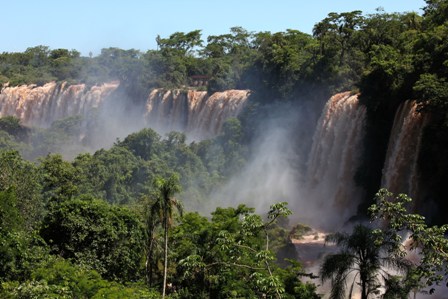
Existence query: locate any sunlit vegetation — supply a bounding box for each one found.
[1,0,448,297]
[0,147,319,298]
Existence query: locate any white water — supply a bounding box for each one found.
[0,84,423,225]
[0,81,119,128]
[304,92,366,229]
[146,89,250,139]
[0,83,249,146]
[381,100,425,199]
[206,92,367,231]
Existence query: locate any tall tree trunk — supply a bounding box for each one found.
[162,218,168,298]
[146,225,155,287]
[361,279,368,299]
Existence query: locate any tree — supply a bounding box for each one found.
[0,189,23,233]
[156,30,203,57]
[0,152,47,283]
[83,146,142,204]
[414,73,448,114]
[39,196,145,281]
[311,11,367,90]
[369,189,448,295]
[423,0,448,26]
[153,31,203,87]
[148,175,182,298]
[174,203,315,299]
[320,224,409,299]
[242,201,293,298]
[202,33,234,58]
[204,117,247,177]
[39,153,79,204]
[313,11,363,63]
[0,116,29,142]
[0,151,43,230]
[24,45,50,67]
[119,128,162,161]
[0,256,159,298]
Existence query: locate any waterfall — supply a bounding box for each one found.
[0,81,119,128]
[145,89,250,138]
[0,83,250,145]
[381,101,425,198]
[305,92,366,227]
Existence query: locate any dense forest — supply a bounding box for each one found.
[1,0,448,298]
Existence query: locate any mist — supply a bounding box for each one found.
[203,92,365,231]
[2,80,446,298]
[205,105,305,214]
[83,87,148,150]
[0,79,370,232]
[0,82,250,161]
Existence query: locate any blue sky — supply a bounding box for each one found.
[3,0,425,56]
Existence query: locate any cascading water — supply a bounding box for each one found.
[0,82,250,148]
[304,92,366,228]
[0,81,119,128]
[381,100,426,199]
[145,89,250,138]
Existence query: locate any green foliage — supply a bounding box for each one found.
[75,146,142,204]
[289,223,313,240]
[153,30,204,88]
[322,223,412,299]
[39,153,80,203]
[0,257,159,299]
[354,3,448,206]
[0,116,29,142]
[157,30,203,56]
[72,128,217,207]
[0,189,23,233]
[171,203,317,298]
[146,175,182,297]
[0,146,316,298]
[0,231,48,282]
[40,197,145,281]
[423,0,448,26]
[20,125,214,213]
[30,257,107,298]
[1,2,448,297]
[214,118,247,176]
[312,10,366,90]
[120,128,162,160]
[369,189,448,293]
[0,131,26,152]
[0,152,47,283]
[414,73,448,116]
[13,115,87,160]
[92,285,160,299]
[0,151,43,230]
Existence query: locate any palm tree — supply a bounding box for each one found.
[319,224,408,299]
[149,175,182,298]
[145,207,161,288]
